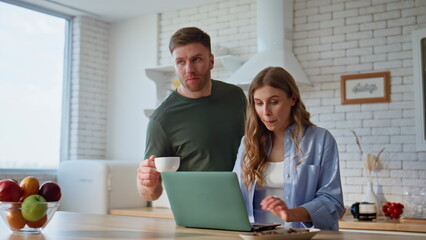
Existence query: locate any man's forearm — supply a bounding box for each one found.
[137,180,163,201]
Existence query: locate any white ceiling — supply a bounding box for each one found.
[15,0,225,22]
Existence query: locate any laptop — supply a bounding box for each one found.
[161,171,281,232]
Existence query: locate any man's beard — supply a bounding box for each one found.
[181,71,211,92]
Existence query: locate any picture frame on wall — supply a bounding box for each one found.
[341,71,390,105]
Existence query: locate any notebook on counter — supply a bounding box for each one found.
[161,171,280,232]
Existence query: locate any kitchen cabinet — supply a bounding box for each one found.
[144,55,247,117]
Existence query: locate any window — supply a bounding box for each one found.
[0,1,71,169]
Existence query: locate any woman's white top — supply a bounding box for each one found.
[264,161,284,188]
[253,161,285,225]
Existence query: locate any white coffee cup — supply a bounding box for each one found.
[154,156,180,172]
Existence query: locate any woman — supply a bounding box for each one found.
[233,67,344,230]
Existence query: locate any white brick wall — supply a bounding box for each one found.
[158,0,257,80]
[156,0,426,207]
[69,16,109,160]
[295,0,426,206]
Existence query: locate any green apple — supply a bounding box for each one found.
[21,194,47,222]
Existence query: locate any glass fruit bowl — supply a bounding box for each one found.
[0,201,59,234]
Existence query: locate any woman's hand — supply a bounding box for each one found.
[260,195,311,222]
[260,195,290,221]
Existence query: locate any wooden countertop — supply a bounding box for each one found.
[339,215,426,233]
[110,207,426,233]
[110,207,174,219]
[2,211,426,240]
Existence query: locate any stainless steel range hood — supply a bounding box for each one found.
[227,0,312,86]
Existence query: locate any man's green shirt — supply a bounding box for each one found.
[145,80,247,171]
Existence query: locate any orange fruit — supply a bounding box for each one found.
[20,176,40,201]
[6,208,26,230]
[26,214,47,228]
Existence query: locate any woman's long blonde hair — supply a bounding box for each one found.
[242,67,314,189]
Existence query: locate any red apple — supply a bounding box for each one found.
[4,179,18,184]
[38,181,61,202]
[0,179,23,202]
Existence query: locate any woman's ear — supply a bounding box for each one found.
[290,94,297,106]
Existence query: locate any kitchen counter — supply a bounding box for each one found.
[2,211,426,240]
[110,207,174,219]
[110,207,426,233]
[339,215,426,233]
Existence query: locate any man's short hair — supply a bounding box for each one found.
[169,27,211,54]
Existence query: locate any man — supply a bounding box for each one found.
[137,27,247,201]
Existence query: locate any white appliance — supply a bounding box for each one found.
[57,159,146,214]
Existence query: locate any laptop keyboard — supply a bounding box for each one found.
[251,223,280,231]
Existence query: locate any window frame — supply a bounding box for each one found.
[0,0,73,172]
